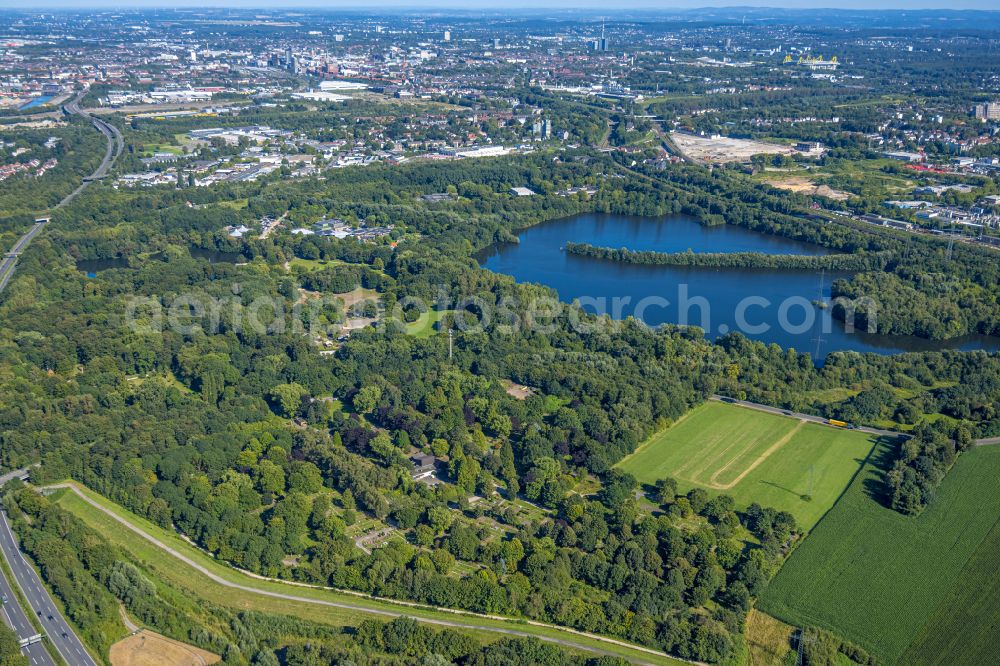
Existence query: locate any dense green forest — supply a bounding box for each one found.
[564,242,893,271]
[0,120,107,249]
[0,148,998,662]
[4,484,634,666]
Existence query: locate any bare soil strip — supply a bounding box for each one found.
[707,421,805,490]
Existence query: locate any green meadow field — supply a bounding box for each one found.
[759,443,1000,665]
[616,401,877,529]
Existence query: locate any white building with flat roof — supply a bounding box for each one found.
[319,80,368,91]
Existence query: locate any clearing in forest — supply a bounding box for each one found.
[616,401,877,529]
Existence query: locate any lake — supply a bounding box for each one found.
[19,95,52,110]
[477,213,1000,358]
[77,248,241,277]
[189,247,245,264]
[76,257,130,277]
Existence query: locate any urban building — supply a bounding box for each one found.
[974,102,1000,121]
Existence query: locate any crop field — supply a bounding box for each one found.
[758,443,1000,665]
[616,402,877,529]
[110,630,220,666]
[898,510,1000,665]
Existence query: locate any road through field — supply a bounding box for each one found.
[709,395,907,439]
[47,483,695,666]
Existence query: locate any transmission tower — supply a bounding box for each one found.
[811,269,827,358]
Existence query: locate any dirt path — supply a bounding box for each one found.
[707,421,806,490]
[118,604,140,633]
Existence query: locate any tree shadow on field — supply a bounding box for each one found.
[639,481,658,497]
[861,437,901,509]
[759,480,802,498]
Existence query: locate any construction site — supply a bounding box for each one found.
[671,132,822,164]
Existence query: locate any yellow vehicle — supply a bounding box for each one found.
[826,419,848,428]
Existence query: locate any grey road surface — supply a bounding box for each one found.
[0,485,98,666]
[0,549,54,666]
[709,395,908,439]
[0,87,122,295]
[710,395,1000,445]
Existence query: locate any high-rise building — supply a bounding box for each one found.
[493,37,500,49]
[443,30,451,42]
[543,118,552,139]
[974,102,1000,121]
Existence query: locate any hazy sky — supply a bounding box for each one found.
[4,1,1000,10]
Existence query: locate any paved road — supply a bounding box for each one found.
[709,395,909,439]
[0,222,47,293]
[0,87,122,296]
[0,549,53,666]
[711,395,1000,446]
[0,468,34,486]
[0,505,97,665]
[50,483,689,666]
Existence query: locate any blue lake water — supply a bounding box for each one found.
[477,213,1000,359]
[19,95,52,110]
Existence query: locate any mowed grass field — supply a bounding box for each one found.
[759,443,1000,665]
[616,402,877,529]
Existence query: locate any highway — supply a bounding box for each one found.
[0,468,95,665]
[0,87,122,296]
[0,551,52,666]
[0,506,98,666]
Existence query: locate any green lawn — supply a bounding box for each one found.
[288,257,347,272]
[141,143,184,156]
[616,402,877,530]
[54,484,686,666]
[759,443,1000,665]
[405,309,454,338]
